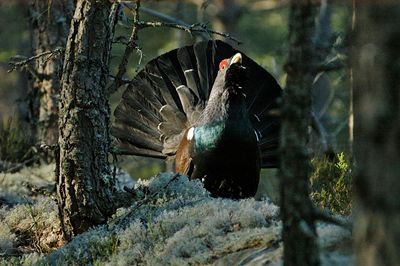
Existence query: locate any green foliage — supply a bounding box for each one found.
[0,118,32,163]
[310,153,352,215]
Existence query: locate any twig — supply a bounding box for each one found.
[139,6,208,40]
[141,6,189,26]
[108,0,142,93]
[136,21,242,44]
[109,74,131,85]
[121,1,241,43]
[8,47,64,73]
[311,111,329,152]
[315,56,347,73]
[132,173,180,208]
[1,157,38,174]
[332,117,349,137]
[118,173,181,224]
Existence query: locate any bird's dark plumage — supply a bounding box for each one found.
[112,40,282,199]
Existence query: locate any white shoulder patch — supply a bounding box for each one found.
[187,127,195,140]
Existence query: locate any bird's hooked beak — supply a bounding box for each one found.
[230,53,242,66]
[224,53,246,97]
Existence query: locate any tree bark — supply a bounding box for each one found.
[29,0,73,153]
[353,3,400,265]
[280,1,320,265]
[57,0,121,240]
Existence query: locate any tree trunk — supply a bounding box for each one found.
[29,0,73,154]
[280,1,320,265]
[353,3,400,265]
[57,0,121,240]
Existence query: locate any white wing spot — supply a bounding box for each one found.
[254,130,261,142]
[187,127,195,140]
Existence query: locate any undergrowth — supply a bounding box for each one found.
[0,117,32,163]
[310,153,352,215]
[0,171,352,265]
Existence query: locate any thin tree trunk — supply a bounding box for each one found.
[57,0,122,240]
[280,1,320,265]
[311,0,333,155]
[353,3,400,265]
[29,0,73,154]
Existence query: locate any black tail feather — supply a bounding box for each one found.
[112,40,282,168]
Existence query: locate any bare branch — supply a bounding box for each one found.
[0,157,38,174]
[109,1,240,93]
[109,74,131,85]
[108,0,141,93]
[136,21,242,44]
[311,111,329,152]
[121,1,241,43]
[8,47,64,73]
[139,6,208,39]
[315,55,348,73]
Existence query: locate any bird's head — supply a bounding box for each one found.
[212,53,246,101]
[199,53,248,124]
[215,53,247,96]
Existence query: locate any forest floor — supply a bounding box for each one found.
[0,164,352,265]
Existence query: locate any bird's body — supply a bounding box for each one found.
[112,40,281,199]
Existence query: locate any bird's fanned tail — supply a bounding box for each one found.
[112,40,282,168]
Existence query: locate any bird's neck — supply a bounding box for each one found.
[193,87,250,153]
[199,87,247,126]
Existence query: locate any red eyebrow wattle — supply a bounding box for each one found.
[219,59,229,70]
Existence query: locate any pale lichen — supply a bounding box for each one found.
[0,171,352,266]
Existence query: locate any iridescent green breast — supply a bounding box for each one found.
[194,122,225,153]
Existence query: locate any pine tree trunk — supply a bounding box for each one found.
[280,1,320,265]
[57,0,121,240]
[29,0,73,153]
[353,3,400,265]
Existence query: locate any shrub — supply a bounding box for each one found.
[310,153,352,215]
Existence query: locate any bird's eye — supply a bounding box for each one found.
[219,59,229,70]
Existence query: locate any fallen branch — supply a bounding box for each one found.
[118,173,181,224]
